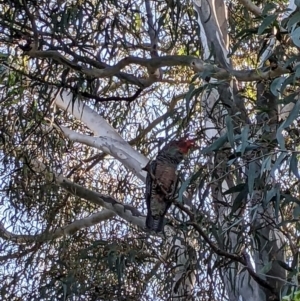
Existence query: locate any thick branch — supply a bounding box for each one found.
[144,0,161,79]
[30,158,145,227]
[237,0,262,17]
[0,155,145,244]
[25,49,291,82]
[0,210,115,244]
[53,89,149,181]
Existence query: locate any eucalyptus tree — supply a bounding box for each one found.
[0,0,299,300]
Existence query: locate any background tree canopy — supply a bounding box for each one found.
[0,0,300,300]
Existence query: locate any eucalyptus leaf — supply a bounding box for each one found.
[276,131,286,150]
[248,161,258,194]
[231,187,248,215]
[293,205,300,218]
[244,145,260,152]
[227,158,237,166]
[226,115,235,149]
[282,100,300,128]
[265,187,277,205]
[270,77,285,96]
[259,261,273,274]
[290,153,300,179]
[185,84,195,102]
[281,75,294,95]
[287,11,300,32]
[275,184,280,221]
[276,100,300,149]
[177,168,203,202]
[177,180,190,203]
[291,27,300,47]
[223,183,246,195]
[240,125,249,155]
[282,194,300,207]
[202,134,228,154]
[258,15,277,35]
[260,156,272,178]
[62,283,68,301]
[262,3,277,16]
[268,152,287,181]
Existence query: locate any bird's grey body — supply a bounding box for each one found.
[145,138,194,232]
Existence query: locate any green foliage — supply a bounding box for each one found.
[291,28,300,47]
[283,291,300,301]
[0,0,300,300]
[258,15,278,35]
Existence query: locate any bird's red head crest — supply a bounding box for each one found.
[173,137,196,154]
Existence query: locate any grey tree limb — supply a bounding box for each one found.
[24,48,291,83]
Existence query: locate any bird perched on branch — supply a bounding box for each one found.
[144,138,195,232]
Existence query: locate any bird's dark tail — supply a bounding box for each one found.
[146,214,164,232]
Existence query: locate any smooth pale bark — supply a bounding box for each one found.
[194,0,258,299]
[54,86,195,299]
[54,90,148,181]
[192,0,289,300]
[0,210,115,243]
[194,0,297,300]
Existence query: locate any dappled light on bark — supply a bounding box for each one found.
[0,0,300,300]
